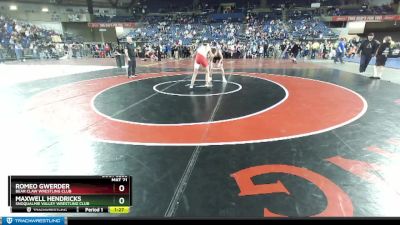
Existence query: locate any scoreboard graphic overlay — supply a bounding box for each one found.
[8,176,132,214]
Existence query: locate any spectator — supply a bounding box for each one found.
[334,38,346,64]
[0,43,5,64]
[311,41,320,59]
[15,42,24,62]
[114,44,125,69]
[290,41,301,63]
[104,43,111,57]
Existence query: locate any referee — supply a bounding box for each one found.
[124,36,136,78]
[357,33,379,75]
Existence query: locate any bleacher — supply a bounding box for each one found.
[328,5,395,16]
[209,12,245,22]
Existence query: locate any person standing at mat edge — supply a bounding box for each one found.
[372,36,393,79]
[125,36,136,78]
[357,33,379,75]
[334,38,346,64]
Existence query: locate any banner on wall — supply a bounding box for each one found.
[332,15,400,22]
[88,22,135,28]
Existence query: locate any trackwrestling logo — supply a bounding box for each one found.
[1,217,64,225]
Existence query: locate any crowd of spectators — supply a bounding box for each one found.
[121,11,339,61]
[1,1,398,64]
[130,31,399,65]
[327,4,396,16]
[0,15,65,61]
[0,15,103,62]
[131,13,335,42]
